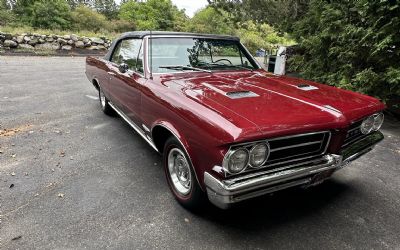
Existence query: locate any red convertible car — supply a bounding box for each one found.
[86,31,385,209]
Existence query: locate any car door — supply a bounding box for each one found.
[107,38,145,126]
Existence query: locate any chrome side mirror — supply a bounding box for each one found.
[118,63,129,73]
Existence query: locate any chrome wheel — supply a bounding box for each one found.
[99,89,106,108]
[167,148,192,195]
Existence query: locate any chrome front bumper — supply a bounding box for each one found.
[204,131,384,209]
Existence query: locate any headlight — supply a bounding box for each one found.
[249,143,269,168]
[360,115,375,134]
[224,148,249,174]
[372,113,384,131]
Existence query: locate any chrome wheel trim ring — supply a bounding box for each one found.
[167,148,192,195]
[99,89,106,108]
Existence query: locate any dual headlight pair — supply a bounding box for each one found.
[360,113,384,135]
[223,143,270,174]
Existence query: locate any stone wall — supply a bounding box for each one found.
[0,32,112,52]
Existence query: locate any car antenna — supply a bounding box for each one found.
[149,30,153,80]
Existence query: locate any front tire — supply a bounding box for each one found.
[163,136,206,210]
[98,87,115,116]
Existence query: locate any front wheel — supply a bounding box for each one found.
[98,87,115,116]
[163,137,206,210]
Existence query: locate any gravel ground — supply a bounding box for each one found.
[0,56,399,249]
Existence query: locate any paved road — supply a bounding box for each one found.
[0,56,399,249]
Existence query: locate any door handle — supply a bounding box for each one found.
[107,71,116,76]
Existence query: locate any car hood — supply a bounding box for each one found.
[160,70,384,139]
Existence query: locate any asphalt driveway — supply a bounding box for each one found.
[0,56,399,249]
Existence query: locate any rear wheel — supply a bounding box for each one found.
[163,136,206,210]
[99,87,115,116]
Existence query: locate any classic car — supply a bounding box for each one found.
[85,31,385,209]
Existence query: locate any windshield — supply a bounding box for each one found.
[149,37,258,73]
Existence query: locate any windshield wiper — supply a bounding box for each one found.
[159,65,212,73]
[200,62,254,72]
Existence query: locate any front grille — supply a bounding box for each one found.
[266,131,331,165]
[229,131,331,175]
[343,120,365,147]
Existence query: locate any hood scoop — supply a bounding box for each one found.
[226,91,259,99]
[296,83,319,91]
[202,82,259,99]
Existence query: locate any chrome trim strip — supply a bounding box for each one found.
[342,134,367,148]
[230,131,330,148]
[232,178,311,202]
[269,140,323,152]
[142,124,150,132]
[225,156,327,184]
[347,125,361,133]
[108,102,159,152]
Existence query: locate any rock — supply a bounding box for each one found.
[67,39,74,45]
[28,39,39,46]
[75,41,85,48]
[88,45,99,50]
[38,38,45,44]
[61,45,72,50]
[23,36,31,42]
[90,37,104,45]
[46,37,54,42]
[84,41,91,47]
[41,35,46,39]
[97,45,106,50]
[16,36,24,43]
[57,38,67,45]
[82,38,90,43]
[18,44,34,50]
[4,33,12,40]
[36,43,60,50]
[3,40,18,48]
[33,33,40,37]
[70,34,79,41]
[63,35,70,40]
[0,34,5,42]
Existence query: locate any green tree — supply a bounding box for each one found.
[13,0,35,24]
[30,0,71,29]
[119,0,183,30]
[67,0,93,9]
[187,7,233,35]
[288,0,400,103]
[0,0,15,25]
[207,0,310,33]
[235,21,294,53]
[93,0,118,19]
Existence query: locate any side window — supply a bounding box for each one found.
[110,39,143,72]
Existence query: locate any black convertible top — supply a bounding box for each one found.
[119,31,240,41]
[104,31,240,60]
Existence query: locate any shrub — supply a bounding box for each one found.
[71,5,108,32]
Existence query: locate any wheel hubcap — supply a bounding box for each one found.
[99,90,106,108]
[168,148,191,195]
